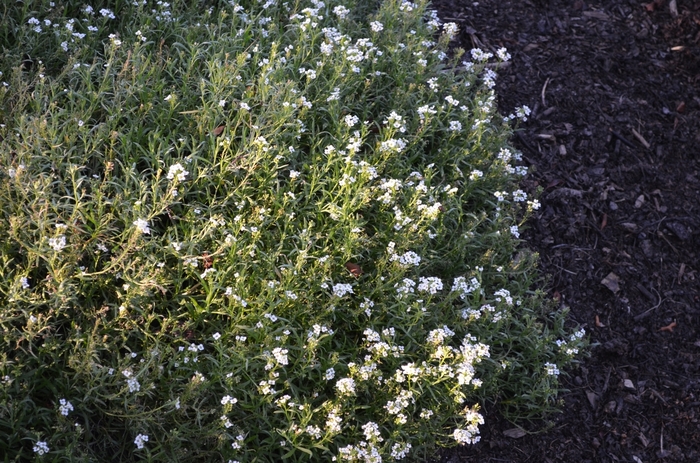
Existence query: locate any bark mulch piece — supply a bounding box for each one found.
[431,0,700,461]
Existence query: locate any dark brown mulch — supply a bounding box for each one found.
[431,0,700,461]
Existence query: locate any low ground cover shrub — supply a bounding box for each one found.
[0,0,585,461]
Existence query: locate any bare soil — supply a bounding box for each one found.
[431,0,700,461]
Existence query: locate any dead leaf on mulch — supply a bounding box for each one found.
[644,0,665,12]
[503,428,527,439]
[601,272,620,293]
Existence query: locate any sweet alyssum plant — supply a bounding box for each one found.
[0,0,585,461]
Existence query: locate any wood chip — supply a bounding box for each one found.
[631,128,651,149]
[638,433,650,448]
[548,188,583,200]
[601,272,620,293]
[669,0,678,17]
[583,11,609,20]
[586,391,599,408]
[503,427,527,439]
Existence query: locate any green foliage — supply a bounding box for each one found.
[0,0,585,461]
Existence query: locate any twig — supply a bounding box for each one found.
[609,129,636,149]
[631,128,651,149]
[635,283,656,302]
[541,77,551,107]
[634,292,665,321]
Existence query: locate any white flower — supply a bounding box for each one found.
[272,347,289,366]
[33,441,49,455]
[134,434,149,449]
[362,421,383,442]
[332,283,353,298]
[221,395,238,405]
[443,22,459,39]
[49,235,67,251]
[395,278,416,296]
[344,114,359,127]
[497,47,511,61]
[515,105,531,121]
[167,163,189,181]
[379,138,407,153]
[324,368,336,380]
[333,5,350,19]
[418,276,443,294]
[510,225,520,238]
[545,362,560,376]
[58,398,74,416]
[133,218,150,234]
[453,428,479,445]
[20,277,30,289]
[306,425,322,439]
[335,377,356,396]
[370,21,383,32]
[219,99,226,107]
[212,332,221,340]
[449,120,462,132]
[470,48,493,62]
[100,8,116,19]
[127,377,140,392]
[391,442,412,459]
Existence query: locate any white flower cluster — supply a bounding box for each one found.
[58,398,74,416]
[167,162,188,181]
[384,390,414,423]
[451,276,481,300]
[379,138,407,153]
[134,433,149,449]
[545,362,560,376]
[332,283,354,298]
[383,111,406,133]
[452,407,484,445]
[387,242,422,267]
[307,324,334,341]
[418,276,443,294]
[335,377,356,396]
[394,278,416,296]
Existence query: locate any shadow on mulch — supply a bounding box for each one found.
[431,0,700,461]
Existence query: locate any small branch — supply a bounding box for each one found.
[541,77,551,107]
[631,128,651,149]
[609,129,636,149]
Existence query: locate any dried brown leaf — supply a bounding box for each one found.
[345,262,363,277]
